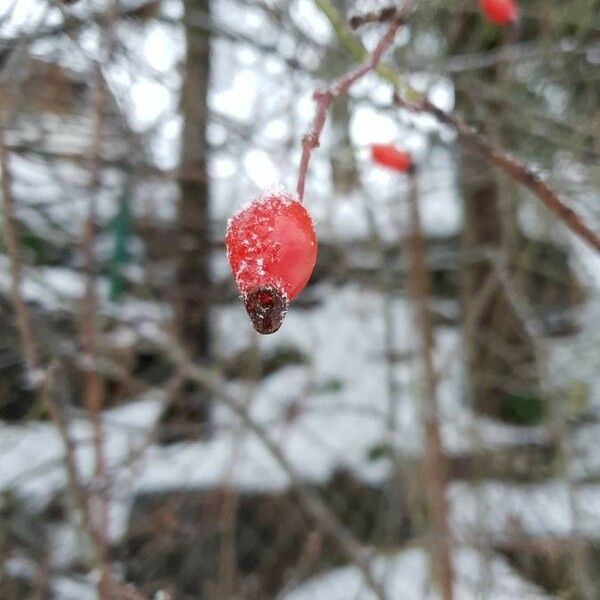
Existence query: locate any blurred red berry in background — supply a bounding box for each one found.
[479,0,518,25]
[371,144,413,173]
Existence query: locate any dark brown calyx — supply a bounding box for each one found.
[244,285,288,335]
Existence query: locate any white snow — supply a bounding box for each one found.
[1,283,579,551]
[450,480,600,541]
[283,546,551,600]
[0,393,165,538]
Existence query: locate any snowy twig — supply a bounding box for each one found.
[295,18,404,200]
[395,96,600,254]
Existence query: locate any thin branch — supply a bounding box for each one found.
[410,40,600,75]
[160,340,390,600]
[296,19,403,199]
[2,110,113,590]
[404,171,454,600]
[396,96,600,254]
[0,128,43,384]
[349,4,405,29]
[490,255,596,598]
[41,363,95,536]
[312,0,419,94]
[77,49,114,600]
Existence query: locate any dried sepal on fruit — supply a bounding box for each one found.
[225,190,318,334]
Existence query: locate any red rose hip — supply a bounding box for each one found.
[226,190,317,334]
[479,0,518,25]
[371,144,413,173]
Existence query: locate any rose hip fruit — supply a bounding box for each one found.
[226,190,317,334]
[371,144,414,173]
[479,0,518,26]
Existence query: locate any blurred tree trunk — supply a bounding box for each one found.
[330,95,359,194]
[161,0,213,443]
[324,0,359,195]
[453,25,541,423]
[459,137,540,421]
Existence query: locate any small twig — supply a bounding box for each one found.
[296,19,403,200]
[159,339,389,600]
[77,21,115,593]
[490,256,596,598]
[0,128,43,385]
[395,96,600,254]
[41,364,92,524]
[403,171,454,600]
[349,4,405,29]
[0,114,113,583]
[40,361,118,585]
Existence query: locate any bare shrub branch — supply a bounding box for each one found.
[296,18,404,200]
[396,96,600,254]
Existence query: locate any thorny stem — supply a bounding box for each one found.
[295,19,403,200]
[396,96,600,254]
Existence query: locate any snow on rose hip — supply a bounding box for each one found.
[226,190,318,334]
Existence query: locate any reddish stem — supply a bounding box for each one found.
[296,20,401,200]
[398,96,600,254]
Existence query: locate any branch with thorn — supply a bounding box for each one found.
[315,0,600,254]
[296,18,404,200]
[395,95,600,254]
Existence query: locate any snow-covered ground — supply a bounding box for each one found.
[1,283,599,552]
[283,546,551,600]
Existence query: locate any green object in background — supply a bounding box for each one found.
[366,442,394,463]
[313,378,345,394]
[500,393,547,426]
[567,380,589,418]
